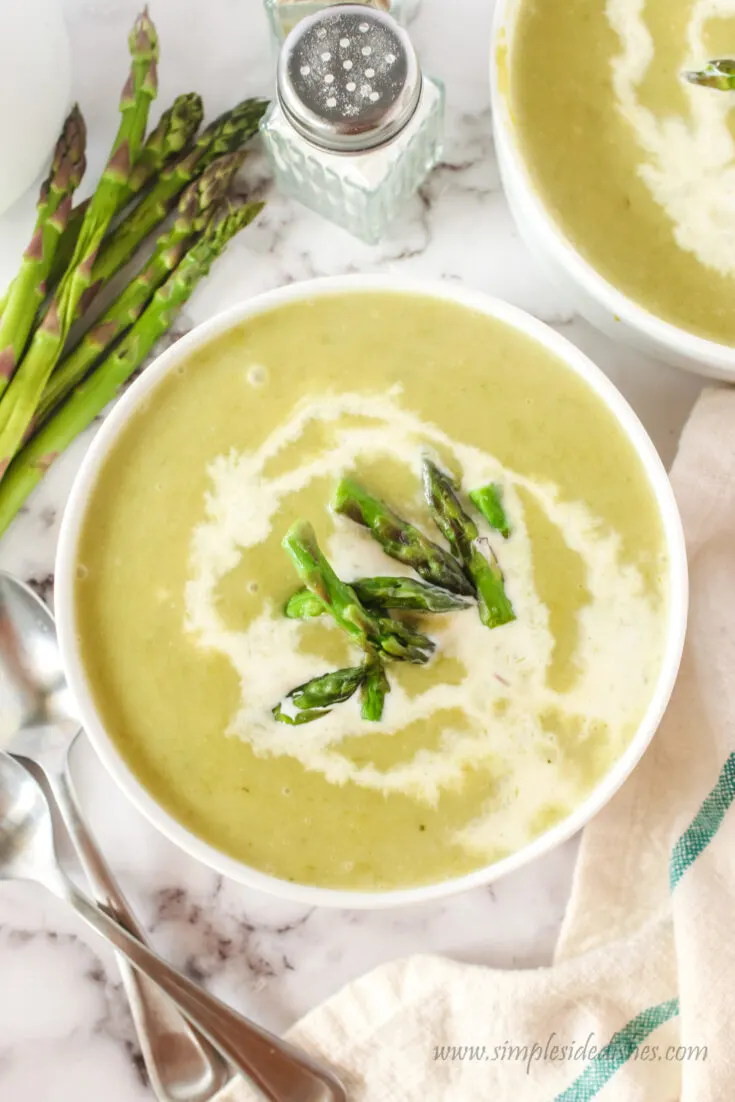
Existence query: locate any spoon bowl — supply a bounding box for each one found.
[0,572,76,746]
[0,750,55,882]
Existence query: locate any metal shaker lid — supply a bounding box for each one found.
[277,5,423,153]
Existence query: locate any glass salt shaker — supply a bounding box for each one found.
[259,4,443,244]
[263,0,421,45]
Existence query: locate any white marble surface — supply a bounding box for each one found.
[0,0,705,1098]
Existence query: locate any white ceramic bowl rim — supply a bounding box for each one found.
[490,0,735,377]
[55,274,688,909]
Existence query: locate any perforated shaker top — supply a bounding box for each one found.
[277,5,422,152]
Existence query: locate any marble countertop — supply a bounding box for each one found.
[0,0,705,1098]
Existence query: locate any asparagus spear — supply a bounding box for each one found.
[128,92,205,195]
[273,665,366,725]
[332,478,474,597]
[285,575,470,618]
[283,579,435,660]
[683,59,735,90]
[0,9,159,476]
[377,615,435,664]
[282,521,435,663]
[61,9,159,319]
[88,97,268,297]
[469,482,511,539]
[282,521,383,649]
[284,588,326,620]
[36,152,247,426]
[0,199,265,533]
[0,106,86,400]
[361,658,389,722]
[355,576,470,612]
[422,459,515,630]
[44,92,205,297]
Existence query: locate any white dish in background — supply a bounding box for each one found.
[55,275,688,909]
[0,0,71,217]
[490,0,735,382]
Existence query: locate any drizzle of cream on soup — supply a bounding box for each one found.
[185,386,664,856]
[607,0,735,277]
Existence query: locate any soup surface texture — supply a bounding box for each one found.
[509,0,735,344]
[75,292,669,891]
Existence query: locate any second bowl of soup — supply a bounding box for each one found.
[492,0,735,379]
[55,277,687,907]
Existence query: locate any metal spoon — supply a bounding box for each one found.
[0,749,346,1102]
[0,572,345,1102]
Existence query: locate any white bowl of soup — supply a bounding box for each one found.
[491,0,735,380]
[55,276,687,908]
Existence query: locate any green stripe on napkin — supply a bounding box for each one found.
[555,752,735,1101]
[552,999,679,1102]
[670,752,735,889]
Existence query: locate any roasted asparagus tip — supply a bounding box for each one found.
[683,59,735,90]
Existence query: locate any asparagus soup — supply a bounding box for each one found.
[73,291,670,891]
[508,0,735,345]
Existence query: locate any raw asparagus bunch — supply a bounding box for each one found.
[36,150,247,425]
[422,459,515,630]
[332,477,474,596]
[0,199,265,534]
[285,575,471,619]
[683,59,735,90]
[0,9,159,477]
[87,96,268,301]
[43,91,205,296]
[0,106,86,398]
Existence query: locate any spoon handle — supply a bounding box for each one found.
[51,869,346,1102]
[53,761,231,1102]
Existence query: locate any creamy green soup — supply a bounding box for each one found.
[509,0,735,345]
[75,292,668,891]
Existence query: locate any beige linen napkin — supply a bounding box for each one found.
[231,387,735,1101]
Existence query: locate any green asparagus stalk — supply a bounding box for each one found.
[53,94,201,279]
[36,151,247,426]
[0,199,265,533]
[282,521,383,649]
[354,576,471,612]
[127,92,205,195]
[0,106,86,399]
[285,575,470,618]
[683,59,735,90]
[44,201,89,298]
[332,478,474,597]
[282,521,435,664]
[273,665,366,725]
[59,9,159,321]
[361,658,389,722]
[0,9,159,476]
[284,588,325,619]
[469,482,511,539]
[88,97,268,297]
[44,92,205,297]
[422,459,515,630]
[377,615,435,664]
[284,582,434,660]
